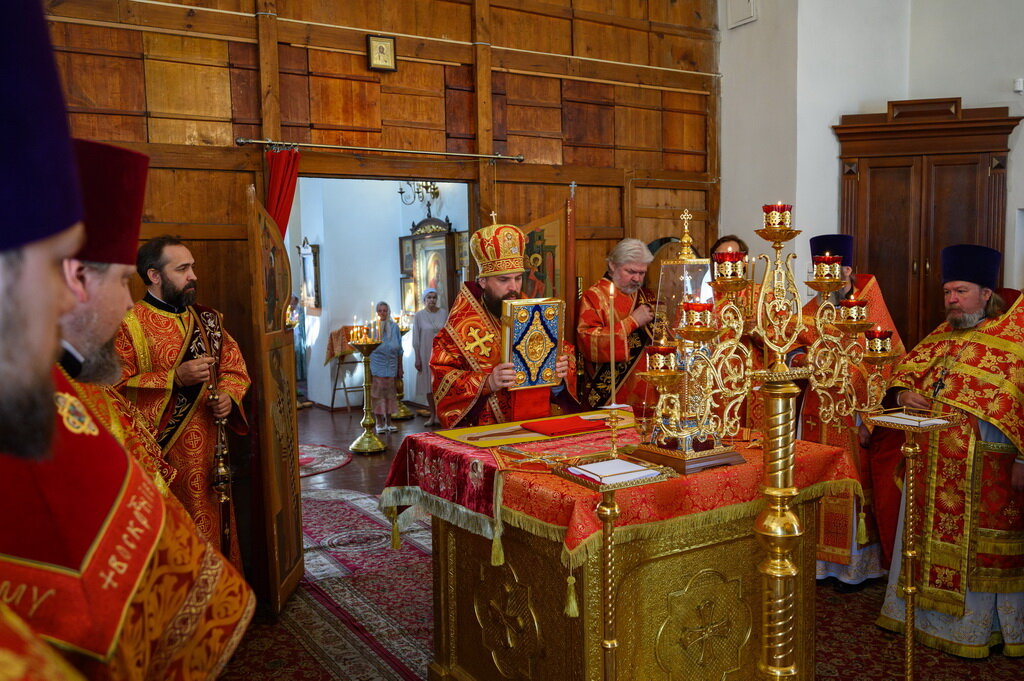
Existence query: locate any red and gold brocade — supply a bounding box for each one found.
[576,278,656,409]
[794,274,904,564]
[431,283,577,428]
[884,293,1024,615]
[382,427,859,564]
[0,370,254,681]
[115,301,250,565]
[0,603,85,681]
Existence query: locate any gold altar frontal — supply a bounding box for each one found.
[428,499,818,681]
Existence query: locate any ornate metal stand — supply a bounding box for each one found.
[349,340,386,454]
[392,328,415,420]
[861,408,962,681]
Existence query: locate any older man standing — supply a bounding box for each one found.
[431,220,576,428]
[875,244,1023,658]
[115,236,251,564]
[577,238,656,409]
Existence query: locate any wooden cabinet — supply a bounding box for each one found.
[834,98,1020,348]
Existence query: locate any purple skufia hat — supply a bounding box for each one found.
[0,3,81,251]
[809,234,854,268]
[941,244,1001,290]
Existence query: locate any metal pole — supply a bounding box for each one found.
[901,433,920,681]
[597,490,620,681]
[236,137,524,162]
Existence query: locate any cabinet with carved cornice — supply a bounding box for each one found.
[833,98,1020,348]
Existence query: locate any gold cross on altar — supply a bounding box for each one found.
[679,209,692,227]
[489,210,498,224]
[679,600,730,665]
[466,326,494,355]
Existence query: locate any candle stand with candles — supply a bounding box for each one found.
[631,204,898,678]
[348,326,387,454]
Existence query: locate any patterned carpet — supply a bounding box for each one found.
[298,444,353,478]
[223,492,1023,680]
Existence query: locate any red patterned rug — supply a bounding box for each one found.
[223,492,1022,680]
[298,444,353,478]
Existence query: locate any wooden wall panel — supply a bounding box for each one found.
[492,8,572,54]
[149,119,235,146]
[576,239,619,292]
[507,135,563,165]
[381,126,447,152]
[563,146,614,168]
[386,0,472,43]
[505,74,561,106]
[573,20,648,64]
[573,0,648,20]
[381,93,445,130]
[649,0,717,30]
[54,50,145,115]
[278,2,382,29]
[68,113,147,142]
[144,169,254,225]
[649,33,716,72]
[446,89,476,139]
[576,186,622,228]
[615,106,661,150]
[309,78,381,131]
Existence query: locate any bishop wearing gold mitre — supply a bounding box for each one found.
[430,220,578,428]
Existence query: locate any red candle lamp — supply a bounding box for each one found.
[865,325,893,353]
[712,249,746,279]
[812,253,842,279]
[681,301,714,328]
[762,203,793,228]
[838,297,868,322]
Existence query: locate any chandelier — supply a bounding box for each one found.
[398,180,440,206]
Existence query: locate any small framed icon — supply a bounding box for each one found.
[367,35,397,72]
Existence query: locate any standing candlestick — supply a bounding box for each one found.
[609,281,617,406]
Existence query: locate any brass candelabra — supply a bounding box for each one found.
[349,339,387,454]
[636,206,898,678]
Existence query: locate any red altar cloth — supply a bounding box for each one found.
[381,425,860,565]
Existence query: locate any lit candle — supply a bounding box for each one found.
[609,281,617,406]
[865,325,893,353]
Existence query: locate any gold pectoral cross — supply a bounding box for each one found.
[466,326,495,355]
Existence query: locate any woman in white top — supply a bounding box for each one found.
[412,288,448,426]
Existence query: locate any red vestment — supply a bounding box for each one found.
[0,603,85,681]
[576,278,656,409]
[115,299,250,564]
[0,368,254,680]
[431,282,577,428]
[795,274,904,565]
[876,292,1024,615]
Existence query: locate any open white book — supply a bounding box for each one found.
[567,458,660,484]
[870,412,951,428]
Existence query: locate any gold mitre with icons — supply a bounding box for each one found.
[470,215,526,277]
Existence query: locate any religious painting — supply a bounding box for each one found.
[520,210,566,303]
[413,234,454,310]
[367,35,396,71]
[401,276,418,314]
[399,235,415,276]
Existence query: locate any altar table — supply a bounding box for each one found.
[381,416,861,681]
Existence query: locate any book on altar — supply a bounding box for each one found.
[871,413,951,428]
[567,458,661,484]
[501,297,565,391]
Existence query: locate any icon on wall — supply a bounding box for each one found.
[367,35,397,72]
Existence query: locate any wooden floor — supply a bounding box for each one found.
[298,405,437,495]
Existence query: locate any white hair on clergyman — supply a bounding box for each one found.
[607,238,653,268]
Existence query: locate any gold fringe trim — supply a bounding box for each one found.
[378,487,497,539]
[501,478,863,569]
[564,574,579,618]
[384,507,401,551]
[857,511,868,545]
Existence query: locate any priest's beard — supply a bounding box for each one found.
[161,278,197,309]
[0,265,55,459]
[948,309,986,330]
[78,338,122,385]
[482,288,518,318]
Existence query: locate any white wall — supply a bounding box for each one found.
[720,0,910,280]
[288,178,469,408]
[719,0,799,250]
[908,0,1024,288]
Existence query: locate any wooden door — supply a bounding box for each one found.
[919,153,989,337]
[245,186,303,614]
[853,156,922,346]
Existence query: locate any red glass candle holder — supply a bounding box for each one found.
[762,203,793,228]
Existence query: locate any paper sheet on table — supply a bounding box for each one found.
[567,458,660,484]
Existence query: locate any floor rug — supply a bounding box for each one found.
[222,489,431,681]
[224,492,1023,680]
[298,444,353,478]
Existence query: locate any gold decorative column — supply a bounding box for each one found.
[349,339,386,454]
[900,433,920,681]
[597,490,620,681]
[754,377,802,678]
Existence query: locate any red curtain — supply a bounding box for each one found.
[265,148,300,236]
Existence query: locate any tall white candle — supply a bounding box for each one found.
[609,281,617,406]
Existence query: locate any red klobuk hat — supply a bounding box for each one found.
[72,140,149,265]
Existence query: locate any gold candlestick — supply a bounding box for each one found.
[349,339,386,454]
[392,326,414,420]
